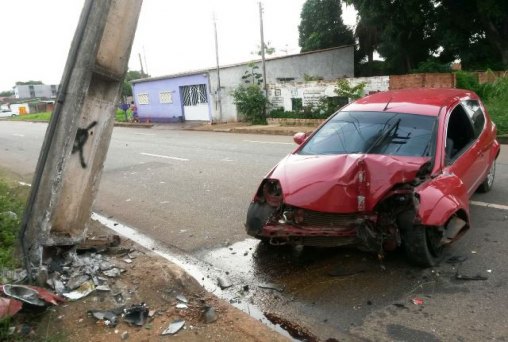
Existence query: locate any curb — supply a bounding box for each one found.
[498,135,508,145]
[114,122,153,128]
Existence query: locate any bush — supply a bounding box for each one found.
[232,85,268,124]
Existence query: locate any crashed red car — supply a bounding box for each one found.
[246,88,500,267]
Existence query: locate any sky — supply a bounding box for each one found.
[0,0,357,92]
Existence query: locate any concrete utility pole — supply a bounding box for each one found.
[213,14,223,122]
[258,2,268,97]
[20,0,143,273]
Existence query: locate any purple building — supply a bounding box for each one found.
[131,71,211,122]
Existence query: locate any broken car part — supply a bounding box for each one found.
[161,319,185,336]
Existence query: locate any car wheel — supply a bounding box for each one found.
[399,211,444,267]
[477,160,496,193]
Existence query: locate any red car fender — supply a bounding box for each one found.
[416,174,470,227]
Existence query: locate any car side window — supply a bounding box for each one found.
[445,105,475,164]
[461,100,485,138]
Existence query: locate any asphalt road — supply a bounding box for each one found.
[1,121,508,341]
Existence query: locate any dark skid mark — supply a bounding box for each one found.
[386,324,440,342]
[72,121,97,168]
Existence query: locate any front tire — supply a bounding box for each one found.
[477,160,496,193]
[399,211,444,267]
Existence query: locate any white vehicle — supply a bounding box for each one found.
[0,109,17,118]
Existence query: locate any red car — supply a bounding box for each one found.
[246,88,500,267]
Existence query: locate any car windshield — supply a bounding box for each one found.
[299,111,436,157]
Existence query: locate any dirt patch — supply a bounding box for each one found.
[5,220,288,342]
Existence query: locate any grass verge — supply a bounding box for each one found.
[11,112,51,122]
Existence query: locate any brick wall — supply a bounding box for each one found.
[389,73,456,90]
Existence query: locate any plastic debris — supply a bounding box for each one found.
[203,306,218,323]
[176,303,188,309]
[2,285,45,306]
[176,294,188,303]
[161,319,185,336]
[96,285,111,292]
[258,283,284,293]
[88,310,118,327]
[114,292,125,304]
[63,280,95,300]
[411,298,424,305]
[103,268,122,278]
[121,331,129,340]
[27,285,65,305]
[122,303,149,326]
[217,276,232,290]
[0,297,22,319]
[66,275,90,290]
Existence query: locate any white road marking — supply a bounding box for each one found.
[470,201,508,211]
[221,158,234,162]
[12,133,24,137]
[134,133,156,136]
[244,140,293,145]
[140,152,189,161]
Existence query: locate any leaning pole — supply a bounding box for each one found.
[19,0,143,277]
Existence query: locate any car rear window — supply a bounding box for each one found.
[299,111,436,157]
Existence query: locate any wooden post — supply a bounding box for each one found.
[20,0,143,270]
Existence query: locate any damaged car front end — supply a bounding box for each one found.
[246,89,500,267]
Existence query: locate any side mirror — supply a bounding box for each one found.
[293,132,307,145]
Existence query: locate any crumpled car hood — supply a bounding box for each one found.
[267,153,429,213]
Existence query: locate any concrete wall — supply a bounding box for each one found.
[266,76,389,112]
[207,45,354,122]
[132,73,211,122]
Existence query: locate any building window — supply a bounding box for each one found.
[182,84,208,106]
[137,93,149,105]
[159,91,173,104]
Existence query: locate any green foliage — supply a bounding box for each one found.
[0,90,13,97]
[232,85,268,124]
[116,108,130,122]
[0,179,25,268]
[15,80,43,85]
[11,112,51,121]
[122,70,148,98]
[303,74,324,82]
[335,79,366,100]
[413,59,452,73]
[253,42,276,56]
[455,72,508,135]
[268,96,346,119]
[241,62,263,86]
[298,0,354,52]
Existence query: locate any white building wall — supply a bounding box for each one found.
[207,46,355,122]
[266,76,390,111]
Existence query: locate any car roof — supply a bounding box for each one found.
[344,88,477,116]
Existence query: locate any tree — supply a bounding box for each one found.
[436,0,507,70]
[252,42,276,56]
[122,70,147,98]
[241,62,263,86]
[15,80,43,85]
[0,90,13,97]
[345,0,440,75]
[298,0,354,52]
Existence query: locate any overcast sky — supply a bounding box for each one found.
[0,0,356,92]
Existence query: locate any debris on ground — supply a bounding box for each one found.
[88,309,119,327]
[455,262,489,281]
[161,319,185,336]
[258,283,285,293]
[217,276,233,290]
[63,280,95,300]
[0,297,22,319]
[411,298,424,305]
[203,305,218,323]
[446,255,468,264]
[122,303,149,326]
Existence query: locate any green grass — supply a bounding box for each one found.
[116,108,131,122]
[0,178,26,268]
[11,112,51,121]
[485,97,508,136]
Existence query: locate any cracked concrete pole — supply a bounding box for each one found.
[20,0,143,270]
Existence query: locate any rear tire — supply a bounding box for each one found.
[477,160,496,193]
[399,211,444,267]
